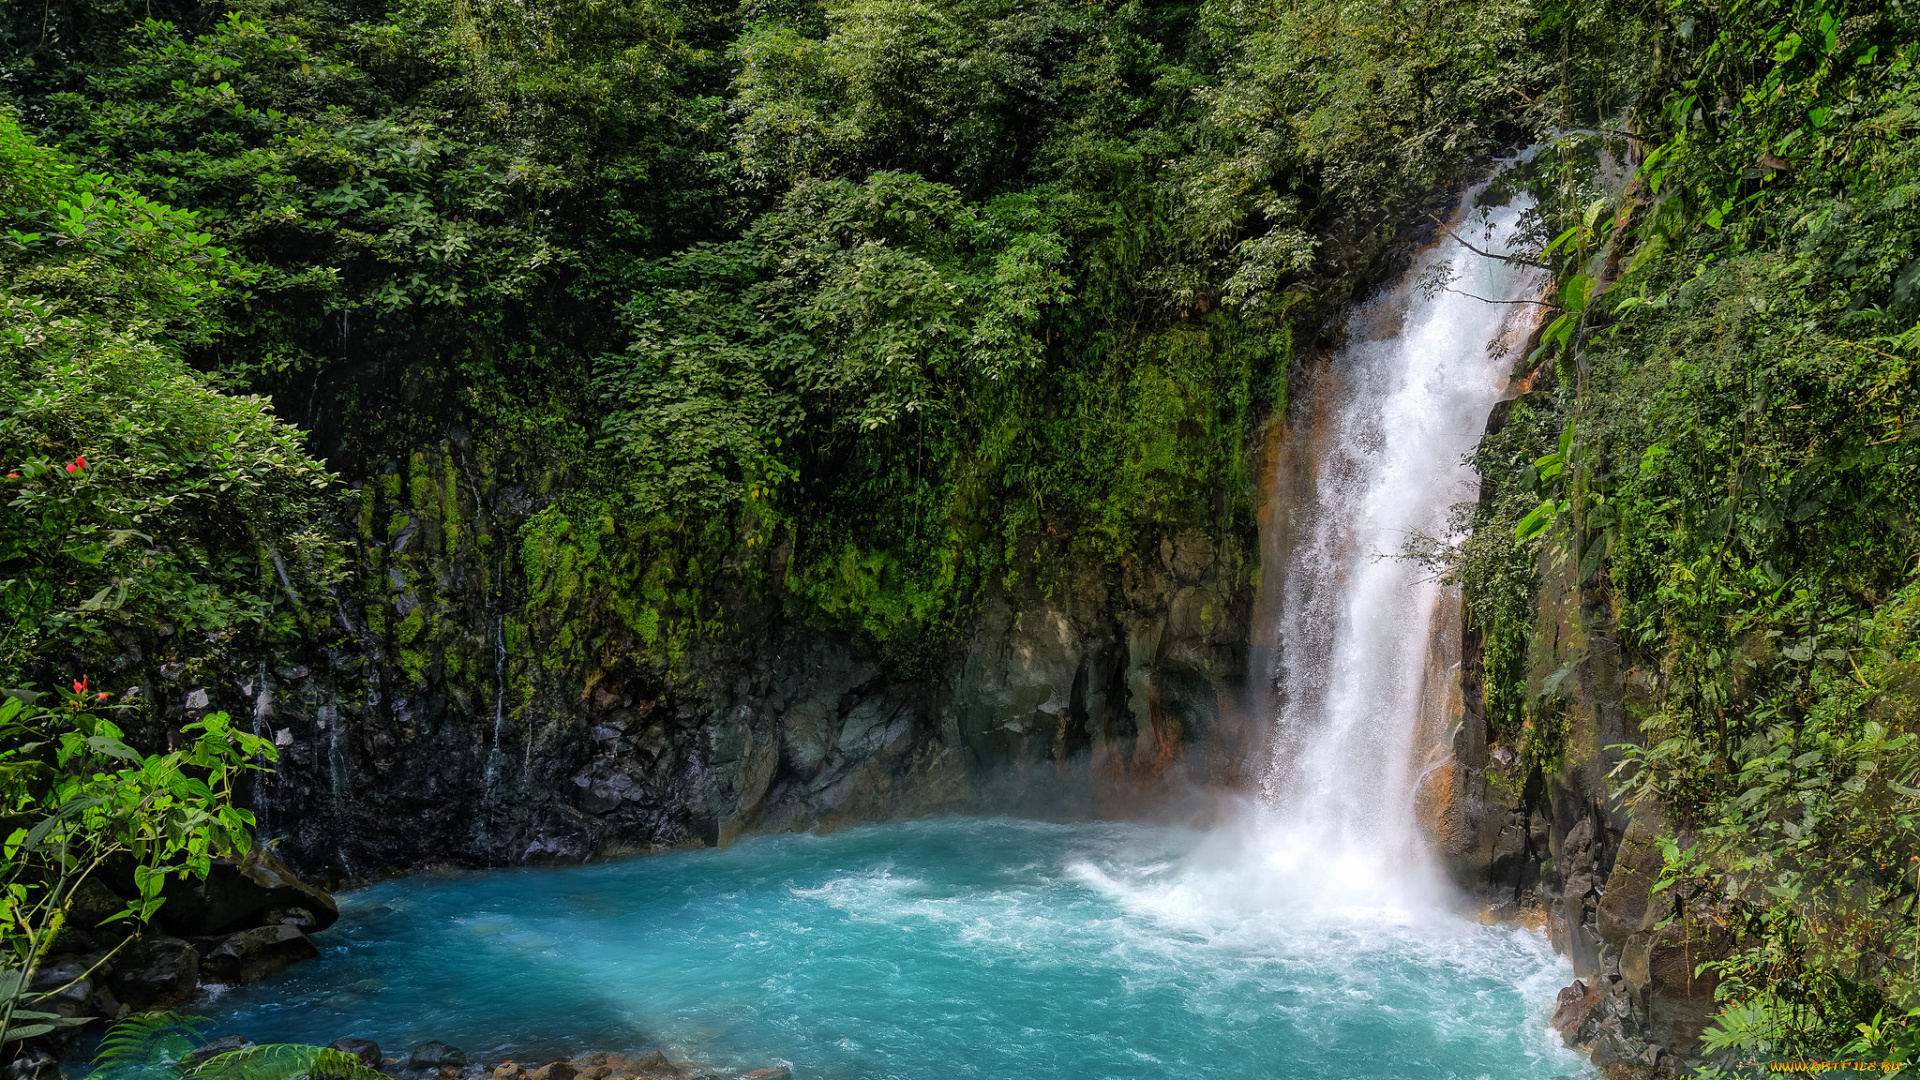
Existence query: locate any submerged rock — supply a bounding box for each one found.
[183,1035,253,1068]
[619,1051,672,1077]
[481,1046,776,1080]
[409,1042,467,1069]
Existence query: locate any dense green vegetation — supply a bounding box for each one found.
[1453,0,1920,1061]
[2,0,1612,688]
[7,0,1920,1065]
[0,107,335,689]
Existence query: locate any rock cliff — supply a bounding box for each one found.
[1415,395,1724,1078]
[137,441,1253,881]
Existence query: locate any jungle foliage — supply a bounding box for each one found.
[0,692,273,1044]
[1449,0,1920,1061]
[1,0,1611,684]
[0,107,336,691]
[89,1011,387,1080]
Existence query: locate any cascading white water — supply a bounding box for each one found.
[1257,173,1546,882]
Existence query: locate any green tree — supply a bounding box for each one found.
[0,692,274,1044]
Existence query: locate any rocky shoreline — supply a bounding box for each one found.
[209,1038,791,1080]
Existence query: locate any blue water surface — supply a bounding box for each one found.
[198,817,1590,1080]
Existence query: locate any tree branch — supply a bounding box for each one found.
[1428,215,1552,269]
[1442,287,1556,307]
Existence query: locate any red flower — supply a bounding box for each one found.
[96,691,110,702]
[72,676,88,695]
[5,473,15,479]
[65,462,77,475]
[76,456,88,470]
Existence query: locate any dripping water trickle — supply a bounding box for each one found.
[470,461,508,811]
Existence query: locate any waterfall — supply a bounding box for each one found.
[1254,173,1546,888]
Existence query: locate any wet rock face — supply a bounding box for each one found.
[1423,392,1708,1077]
[91,439,1254,881]
[1619,892,1732,1053]
[220,474,1253,879]
[945,532,1251,812]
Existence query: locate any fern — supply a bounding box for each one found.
[89,1016,384,1080]
[91,1013,213,1080]
[184,1045,388,1080]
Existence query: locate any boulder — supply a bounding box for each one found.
[184,1035,253,1068]
[88,980,125,1022]
[409,1043,467,1070]
[26,956,99,1020]
[197,924,321,984]
[46,878,132,955]
[530,1063,575,1080]
[328,1039,383,1070]
[266,906,322,930]
[107,936,199,1010]
[3,1047,58,1080]
[1550,979,1603,1045]
[157,844,338,937]
[619,1052,672,1078]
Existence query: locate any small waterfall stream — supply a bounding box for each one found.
[1256,174,1545,881]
